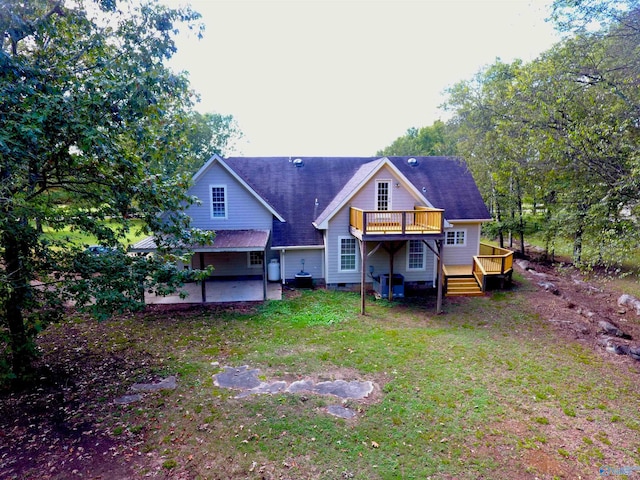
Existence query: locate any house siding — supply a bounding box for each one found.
[325,168,433,285]
[326,207,360,284]
[186,162,273,230]
[353,165,425,210]
[280,249,324,283]
[441,223,482,266]
[190,252,263,278]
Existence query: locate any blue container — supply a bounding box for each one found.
[374,274,404,298]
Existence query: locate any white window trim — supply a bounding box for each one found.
[338,236,359,272]
[445,229,467,247]
[247,251,263,269]
[375,179,392,211]
[406,239,426,271]
[210,184,228,219]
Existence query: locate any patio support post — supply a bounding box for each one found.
[262,249,267,300]
[199,252,206,303]
[360,239,366,315]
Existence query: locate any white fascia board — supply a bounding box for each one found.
[271,245,325,251]
[446,218,493,224]
[191,153,223,184]
[192,155,285,223]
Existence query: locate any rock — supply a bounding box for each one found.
[617,294,640,316]
[516,259,532,270]
[530,270,550,279]
[214,366,261,389]
[538,282,559,295]
[130,375,177,392]
[598,320,632,339]
[114,393,143,405]
[628,346,640,361]
[287,379,315,394]
[327,405,356,419]
[313,380,374,400]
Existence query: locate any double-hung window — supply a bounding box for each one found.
[339,237,357,272]
[407,240,426,270]
[445,230,466,246]
[211,185,227,219]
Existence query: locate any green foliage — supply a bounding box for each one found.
[0,0,219,381]
[377,120,457,157]
[441,4,640,269]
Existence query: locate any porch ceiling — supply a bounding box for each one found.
[130,229,270,253]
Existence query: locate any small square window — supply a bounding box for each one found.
[446,230,466,246]
[248,251,263,268]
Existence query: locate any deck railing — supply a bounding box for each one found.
[349,206,443,235]
[472,243,514,290]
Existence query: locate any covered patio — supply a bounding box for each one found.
[145,279,282,304]
[131,229,279,304]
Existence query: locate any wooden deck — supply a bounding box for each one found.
[349,206,444,239]
[444,244,514,296]
[443,264,472,277]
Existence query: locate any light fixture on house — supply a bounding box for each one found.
[395,182,400,188]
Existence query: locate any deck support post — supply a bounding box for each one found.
[360,239,366,315]
[436,240,443,314]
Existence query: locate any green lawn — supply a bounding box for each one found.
[41,218,148,248]
[32,275,640,479]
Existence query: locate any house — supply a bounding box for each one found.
[131,155,513,311]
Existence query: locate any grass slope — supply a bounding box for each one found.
[15,280,640,479]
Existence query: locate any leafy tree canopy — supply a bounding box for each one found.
[0,0,217,383]
[376,120,457,157]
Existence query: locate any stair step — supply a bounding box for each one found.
[446,277,483,297]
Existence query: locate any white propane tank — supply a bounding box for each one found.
[267,258,280,281]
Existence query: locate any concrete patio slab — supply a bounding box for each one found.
[145,280,282,304]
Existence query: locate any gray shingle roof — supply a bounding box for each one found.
[222,156,490,248]
[131,229,270,252]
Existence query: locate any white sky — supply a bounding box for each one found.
[162,0,560,156]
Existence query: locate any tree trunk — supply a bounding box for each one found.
[3,227,34,383]
[516,177,525,257]
[573,203,588,265]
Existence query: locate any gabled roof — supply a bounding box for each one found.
[193,154,285,222]
[313,157,436,229]
[218,156,490,248]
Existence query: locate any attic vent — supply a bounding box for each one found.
[407,157,418,167]
[293,158,304,167]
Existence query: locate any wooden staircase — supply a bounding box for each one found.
[445,276,484,297]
